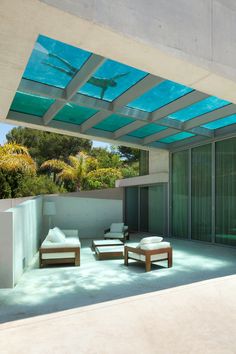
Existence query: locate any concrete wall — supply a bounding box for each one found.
[0,196,43,288]
[44,195,123,238]
[41,0,236,98]
[2,0,236,130]
[0,196,35,212]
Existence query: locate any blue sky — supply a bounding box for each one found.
[0,122,110,148]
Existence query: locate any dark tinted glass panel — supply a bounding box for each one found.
[191,144,212,242]
[215,138,236,246]
[172,150,188,238]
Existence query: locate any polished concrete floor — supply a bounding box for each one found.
[0,235,235,325]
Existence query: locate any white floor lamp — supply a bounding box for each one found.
[43,201,56,229]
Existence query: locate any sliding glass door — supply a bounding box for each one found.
[172,151,188,238]
[191,144,212,242]
[215,138,236,246]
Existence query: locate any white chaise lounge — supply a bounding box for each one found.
[39,228,81,268]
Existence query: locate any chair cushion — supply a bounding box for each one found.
[110,223,124,233]
[46,229,64,243]
[140,241,170,251]
[140,236,163,245]
[53,227,66,242]
[42,237,81,249]
[104,232,124,239]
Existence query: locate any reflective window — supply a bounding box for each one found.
[159,132,195,143]
[127,80,192,112]
[24,35,91,88]
[53,103,98,125]
[79,59,147,102]
[202,114,236,130]
[128,123,167,138]
[94,114,134,132]
[169,96,229,122]
[10,91,55,117]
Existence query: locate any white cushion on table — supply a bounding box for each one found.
[140,236,163,245]
[110,223,124,233]
[140,241,170,250]
[104,232,124,239]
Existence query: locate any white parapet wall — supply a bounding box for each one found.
[0,196,43,288]
[43,195,123,238]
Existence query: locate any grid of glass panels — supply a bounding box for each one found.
[79,59,147,102]
[10,91,55,117]
[9,33,236,148]
[169,96,230,122]
[23,35,91,88]
[128,123,167,138]
[53,103,98,125]
[127,80,192,112]
[94,114,134,132]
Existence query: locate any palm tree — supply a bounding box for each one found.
[40,152,92,191]
[0,142,36,175]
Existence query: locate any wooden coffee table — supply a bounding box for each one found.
[91,239,123,251]
[95,245,124,260]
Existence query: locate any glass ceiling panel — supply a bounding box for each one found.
[23,35,91,89]
[202,114,236,130]
[169,96,230,122]
[79,59,147,102]
[94,114,135,132]
[159,132,195,144]
[10,91,55,117]
[128,123,167,138]
[127,80,193,112]
[53,103,98,125]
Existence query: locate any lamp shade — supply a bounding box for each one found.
[43,201,56,216]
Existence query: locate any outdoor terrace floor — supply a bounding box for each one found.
[0,235,236,353]
[0,235,235,324]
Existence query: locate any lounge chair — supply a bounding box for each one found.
[124,237,172,272]
[104,223,129,241]
[39,228,81,268]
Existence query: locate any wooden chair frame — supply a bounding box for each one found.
[39,246,80,268]
[124,245,172,272]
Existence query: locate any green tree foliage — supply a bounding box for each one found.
[0,142,61,198]
[6,127,92,166]
[40,152,95,191]
[85,168,122,190]
[18,175,65,196]
[90,147,122,169]
[117,146,140,162]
